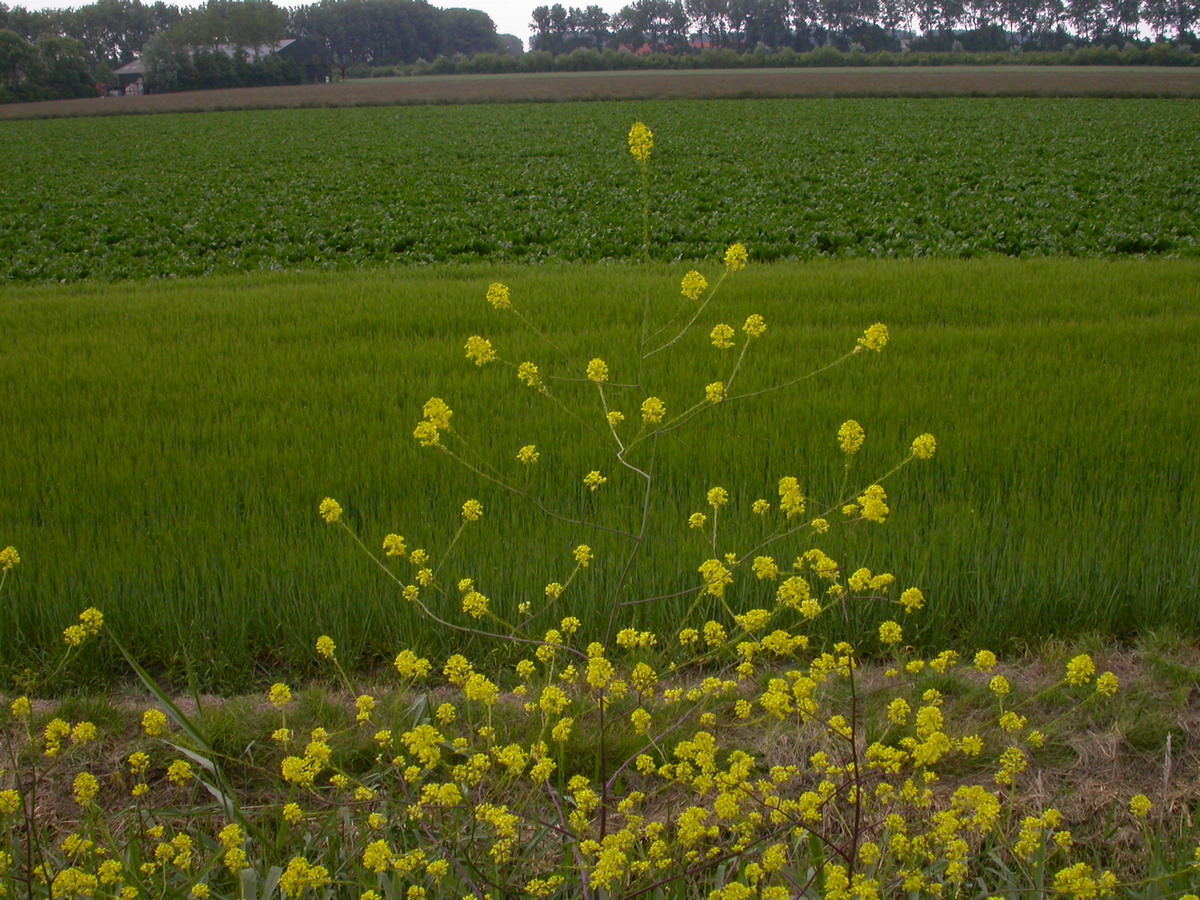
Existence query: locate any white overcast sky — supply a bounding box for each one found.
[12,0,630,46]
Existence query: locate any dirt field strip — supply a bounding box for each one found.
[3,65,1199,119]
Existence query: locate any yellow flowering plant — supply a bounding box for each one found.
[2,124,1197,900]
[298,123,1188,900]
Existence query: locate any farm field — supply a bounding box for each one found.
[3,92,1200,898]
[1,258,1197,691]
[2,66,1200,122]
[1,98,1199,285]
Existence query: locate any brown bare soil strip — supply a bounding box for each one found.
[3,66,1199,120]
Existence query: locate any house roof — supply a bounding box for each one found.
[114,39,297,75]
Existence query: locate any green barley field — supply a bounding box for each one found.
[2,258,1197,691]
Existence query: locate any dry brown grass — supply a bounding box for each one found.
[3,65,1199,120]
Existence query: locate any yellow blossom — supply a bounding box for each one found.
[382,533,407,556]
[641,396,666,423]
[282,803,304,825]
[688,512,707,529]
[517,444,539,464]
[878,621,903,645]
[268,683,292,709]
[72,772,98,805]
[724,243,748,272]
[911,433,937,459]
[698,559,733,598]
[464,335,496,366]
[142,709,168,737]
[705,381,725,403]
[628,121,653,163]
[838,419,865,454]
[70,722,97,744]
[583,470,607,491]
[707,486,729,508]
[899,587,924,613]
[1065,654,1095,686]
[752,556,779,580]
[710,323,735,349]
[316,635,336,659]
[318,498,342,524]
[485,282,511,309]
[573,544,593,567]
[461,499,483,521]
[586,358,608,383]
[743,314,766,337]
[854,484,889,523]
[413,420,441,447]
[680,270,707,300]
[516,361,541,388]
[394,649,431,679]
[1129,794,1152,818]
[1096,671,1119,696]
[167,760,193,786]
[0,546,18,571]
[278,857,330,899]
[857,323,888,352]
[78,608,103,635]
[973,650,997,671]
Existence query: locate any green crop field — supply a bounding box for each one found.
[4,88,1200,900]
[1,98,1198,285]
[2,258,1197,691]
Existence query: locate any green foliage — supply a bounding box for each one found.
[2,99,1198,281]
[0,258,1197,689]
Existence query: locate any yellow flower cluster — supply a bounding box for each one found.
[485,282,510,309]
[316,635,336,659]
[723,243,748,272]
[414,397,453,447]
[857,322,889,352]
[586,358,609,383]
[463,335,496,366]
[0,546,18,571]
[317,497,342,524]
[268,683,292,709]
[278,857,330,899]
[710,323,735,349]
[62,607,104,647]
[777,476,805,519]
[838,419,865,454]
[911,432,937,459]
[641,396,666,424]
[627,121,653,163]
[680,270,707,300]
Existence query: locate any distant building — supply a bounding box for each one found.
[112,38,329,95]
[113,58,145,93]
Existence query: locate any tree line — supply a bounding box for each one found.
[2,0,1197,103]
[1,0,508,100]
[529,0,1197,54]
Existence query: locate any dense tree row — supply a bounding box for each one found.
[0,29,97,100]
[0,0,507,98]
[1,0,181,67]
[530,0,1198,54]
[288,0,509,77]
